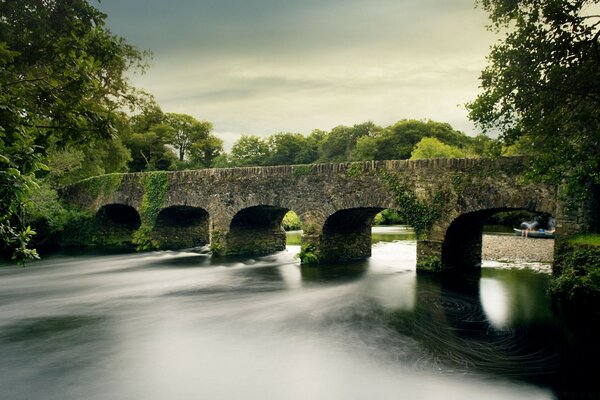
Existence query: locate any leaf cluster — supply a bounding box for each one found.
[468,0,600,200]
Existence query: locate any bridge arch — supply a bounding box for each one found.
[317,207,385,262]
[225,205,292,256]
[152,205,210,250]
[96,204,141,247]
[440,207,555,273]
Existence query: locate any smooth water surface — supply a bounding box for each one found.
[0,227,596,399]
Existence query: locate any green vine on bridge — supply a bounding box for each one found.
[380,170,450,239]
[346,163,364,178]
[133,171,169,251]
[78,173,124,199]
[292,165,313,177]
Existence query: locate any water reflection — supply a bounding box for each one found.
[0,227,593,399]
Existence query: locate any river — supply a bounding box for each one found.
[0,227,597,399]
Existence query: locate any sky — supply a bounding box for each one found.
[97,0,497,149]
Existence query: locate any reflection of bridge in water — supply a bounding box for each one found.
[63,156,587,273]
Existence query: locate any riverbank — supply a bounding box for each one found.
[482,234,554,272]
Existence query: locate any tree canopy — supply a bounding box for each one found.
[467,0,600,200]
[0,0,146,261]
[410,137,468,160]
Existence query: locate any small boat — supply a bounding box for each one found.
[513,228,554,239]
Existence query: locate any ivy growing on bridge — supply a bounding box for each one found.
[133,171,169,250]
[380,170,451,239]
[77,173,124,199]
[292,165,313,177]
[346,163,364,178]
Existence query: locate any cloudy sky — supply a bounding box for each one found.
[97,0,496,149]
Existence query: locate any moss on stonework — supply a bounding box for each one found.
[78,173,124,199]
[59,210,135,249]
[292,165,312,177]
[132,171,169,251]
[210,230,226,255]
[299,242,320,264]
[346,163,364,178]
[416,255,442,272]
[380,170,450,239]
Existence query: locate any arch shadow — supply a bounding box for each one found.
[226,205,291,256]
[152,205,210,250]
[318,207,384,262]
[442,207,554,273]
[96,204,141,247]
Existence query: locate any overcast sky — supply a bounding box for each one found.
[97,0,496,149]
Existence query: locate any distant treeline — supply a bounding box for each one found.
[214,119,495,168]
[45,103,500,188]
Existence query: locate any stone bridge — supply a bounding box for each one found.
[62,157,583,273]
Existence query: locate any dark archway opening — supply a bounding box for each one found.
[97,204,141,230]
[96,204,141,247]
[228,205,290,256]
[153,206,210,250]
[319,207,383,262]
[443,208,555,273]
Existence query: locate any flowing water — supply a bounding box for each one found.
[0,227,597,399]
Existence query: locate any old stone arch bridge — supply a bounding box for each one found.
[62,157,575,273]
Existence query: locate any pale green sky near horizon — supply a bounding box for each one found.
[97,0,497,149]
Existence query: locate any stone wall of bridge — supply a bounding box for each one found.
[62,157,565,273]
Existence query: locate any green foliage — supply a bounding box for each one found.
[132,171,168,250]
[372,213,385,225]
[266,133,317,165]
[230,135,269,167]
[188,134,223,168]
[568,234,600,247]
[209,230,226,255]
[0,0,146,262]
[124,123,178,172]
[346,163,364,178]
[468,0,600,202]
[410,137,468,159]
[299,242,320,264]
[551,239,600,313]
[220,119,486,169]
[77,174,124,199]
[363,120,477,161]
[292,165,313,177]
[318,122,382,162]
[303,223,318,235]
[0,224,38,264]
[282,211,301,231]
[163,113,214,162]
[380,171,449,238]
[416,254,442,272]
[372,209,404,225]
[486,210,540,227]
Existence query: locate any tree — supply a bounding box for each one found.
[467,0,600,201]
[164,113,213,162]
[318,122,381,162]
[409,137,467,159]
[266,133,313,165]
[0,0,146,261]
[124,124,177,172]
[189,135,224,168]
[340,119,478,161]
[230,135,269,166]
